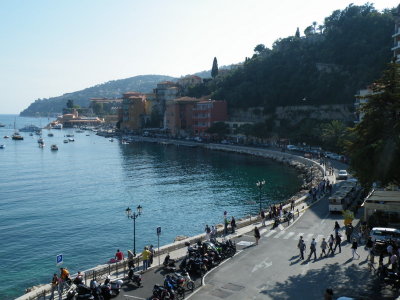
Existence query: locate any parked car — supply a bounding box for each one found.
[370,227,400,243]
[337,170,348,180]
[287,145,298,151]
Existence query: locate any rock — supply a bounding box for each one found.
[174,235,189,242]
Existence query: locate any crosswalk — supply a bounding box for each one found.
[262,229,331,242]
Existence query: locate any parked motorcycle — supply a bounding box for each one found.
[128,267,142,287]
[163,254,177,272]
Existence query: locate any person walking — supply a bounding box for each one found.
[298,237,306,260]
[390,253,398,271]
[230,216,236,234]
[345,224,353,243]
[254,226,261,245]
[49,273,59,300]
[149,245,155,266]
[351,238,360,259]
[365,236,374,260]
[320,238,328,258]
[141,246,151,272]
[261,209,266,227]
[308,238,317,260]
[387,242,394,264]
[327,234,334,255]
[334,221,340,235]
[333,233,342,253]
[224,217,229,235]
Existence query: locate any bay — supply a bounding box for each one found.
[0,114,302,299]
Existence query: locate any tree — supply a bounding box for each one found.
[295,27,300,38]
[254,44,266,54]
[321,120,347,152]
[211,57,219,79]
[66,99,74,109]
[346,61,400,187]
[206,121,229,137]
[92,102,104,116]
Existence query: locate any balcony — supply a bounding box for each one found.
[391,41,400,51]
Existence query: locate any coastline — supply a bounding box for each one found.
[17,138,325,300]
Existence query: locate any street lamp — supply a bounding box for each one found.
[125,205,143,256]
[256,180,266,213]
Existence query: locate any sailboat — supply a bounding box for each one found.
[37,120,44,147]
[12,119,23,140]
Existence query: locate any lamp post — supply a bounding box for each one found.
[125,205,143,256]
[256,180,266,213]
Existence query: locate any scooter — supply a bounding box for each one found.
[128,267,142,287]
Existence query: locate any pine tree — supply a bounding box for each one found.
[347,60,400,187]
[211,57,219,79]
[295,27,300,38]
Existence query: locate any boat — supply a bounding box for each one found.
[109,138,114,142]
[66,134,74,137]
[48,133,54,137]
[12,133,24,140]
[75,129,84,133]
[38,143,45,148]
[50,144,58,151]
[0,145,5,149]
[68,138,74,142]
[0,123,5,127]
[3,136,9,139]
[52,124,63,129]
[19,125,40,132]
[38,137,44,144]
[29,133,33,136]
[63,139,69,143]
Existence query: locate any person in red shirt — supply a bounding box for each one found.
[115,249,124,261]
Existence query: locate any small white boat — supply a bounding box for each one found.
[38,138,44,144]
[3,136,9,139]
[52,124,63,129]
[0,145,5,149]
[63,139,69,143]
[109,138,114,142]
[39,143,45,148]
[68,138,75,142]
[51,144,58,151]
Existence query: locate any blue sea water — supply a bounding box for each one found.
[0,114,302,299]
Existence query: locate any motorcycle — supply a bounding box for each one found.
[100,277,122,300]
[164,275,185,300]
[128,267,142,287]
[163,254,177,272]
[89,280,104,300]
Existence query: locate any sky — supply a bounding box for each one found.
[0,0,398,114]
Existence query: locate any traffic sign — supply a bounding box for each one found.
[156,227,161,235]
[56,254,63,265]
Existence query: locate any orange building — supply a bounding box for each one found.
[165,97,200,136]
[120,92,147,131]
[193,100,228,135]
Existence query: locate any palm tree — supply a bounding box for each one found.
[321,120,347,151]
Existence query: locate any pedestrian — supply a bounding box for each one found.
[254,226,260,245]
[149,245,155,266]
[333,233,342,253]
[141,246,151,272]
[261,209,266,226]
[211,225,217,240]
[391,253,398,271]
[49,273,59,300]
[230,216,236,234]
[324,288,334,300]
[365,236,373,260]
[320,238,328,258]
[298,236,306,260]
[59,267,70,295]
[351,238,360,259]
[327,234,334,255]
[205,224,211,240]
[115,249,124,261]
[334,221,340,234]
[308,238,317,260]
[290,199,295,211]
[345,224,353,243]
[387,242,394,264]
[224,217,229,235]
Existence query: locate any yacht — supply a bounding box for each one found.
[3,136,9,139]
[51,144,58,151]
[68,138,75,142]
[12,133,24,140]
[19,125,40,132]
[52,124,63,129]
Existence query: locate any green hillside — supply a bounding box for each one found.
[20,75,176,116]
[188,4,394,110]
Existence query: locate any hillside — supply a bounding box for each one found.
[188,4,394,110]
[20,75,176,116]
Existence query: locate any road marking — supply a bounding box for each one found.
[237,241,254,246]
[265,230,276,237]
[251,257,273,273]
[315,234,325,242]
[304,233,313,241]
[278,224,285,231]
[320,211,331,224]
[274,231,286,238]
[283,232,295,239]
[124,295,146,300]
[259,228,268,235]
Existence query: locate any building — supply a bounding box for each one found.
[151,81,180,127]
[177,75,203,93]
[364,190,400,227]
[193,99,228,135]
[392,4,400,62]
[90,97,123,115]
[51,109,104,128]
[354,88,372,123]
[120,92,147,131]
[165,97,200,136]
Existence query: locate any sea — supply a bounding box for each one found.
[0,114,302,299]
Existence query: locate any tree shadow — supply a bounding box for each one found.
[259,262,400,299]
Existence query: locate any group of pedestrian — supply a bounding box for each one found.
[49,267,71,300]
[141,245,155,271]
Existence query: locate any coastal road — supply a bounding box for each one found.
[187,192,396,300]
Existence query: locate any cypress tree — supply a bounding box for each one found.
[211,57,219,79]
[295,27,300,38]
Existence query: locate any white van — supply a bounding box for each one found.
[370,227,400,242]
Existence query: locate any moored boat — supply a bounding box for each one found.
[50,144,58,151]
[63,139,69,143]
[12,133,24,140]
[0,144,5,149]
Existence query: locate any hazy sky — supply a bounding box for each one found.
[0,0,398,114]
